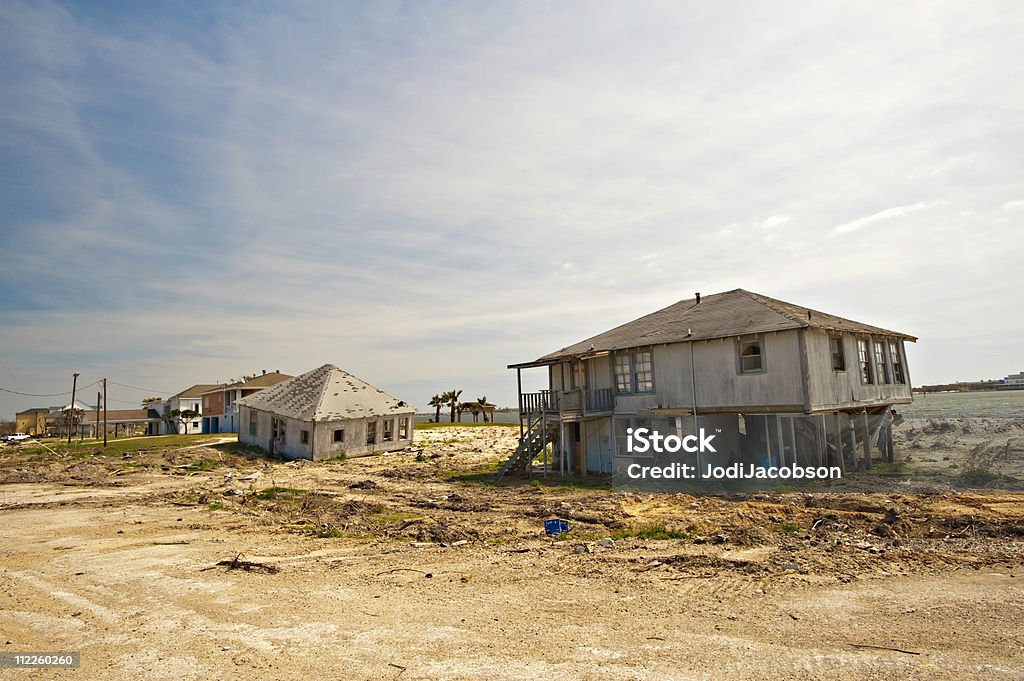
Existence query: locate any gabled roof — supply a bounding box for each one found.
[236,364,414,422]
[513,289,916,368]
[199,372,293,394]
[173,384,221,399]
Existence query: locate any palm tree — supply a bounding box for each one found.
[444,389,462,423]
[477,396,490,423]
[428,394,443,423]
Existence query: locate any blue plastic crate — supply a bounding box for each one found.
[544,518,569,535]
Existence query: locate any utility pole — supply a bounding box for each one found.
[103,378,108,447]
[68,372,79,444]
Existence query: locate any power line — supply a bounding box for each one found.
[1,379,101,398]
[0,387,72,397]
[108,381,173,394]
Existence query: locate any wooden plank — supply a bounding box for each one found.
[776,415,786,467]
[817,415,826,467]
[861,411,872,469]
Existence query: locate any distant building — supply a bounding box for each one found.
[998,371,1024,389]
[199,370,293,434]
[237,364,415,460]
[154,384,221,434]
[15,408,49,436]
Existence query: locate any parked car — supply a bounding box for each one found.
[1,433,31,442]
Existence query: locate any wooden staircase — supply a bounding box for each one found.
[496,419,549,479]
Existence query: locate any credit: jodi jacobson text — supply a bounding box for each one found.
[625,462,843,480]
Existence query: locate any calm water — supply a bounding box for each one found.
[412,391,1024,423]
[901,390,1024,419]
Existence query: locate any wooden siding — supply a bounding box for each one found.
[803,329,912,410]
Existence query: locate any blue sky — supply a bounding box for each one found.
[1,1,1022,416]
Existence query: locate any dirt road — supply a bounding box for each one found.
[1,426,1022,679]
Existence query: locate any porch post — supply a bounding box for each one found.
[861,411,872,469]
[516,367,524,440]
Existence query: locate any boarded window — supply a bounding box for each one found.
[830,336,845,371]
[249,409,257,436]
[333,428,344,443]
[399,418,408,439]
[366,421,377,445]
[858,339,873,384]
[383,419,394,441]
[739,340,764,373]
[874,340,890,384]
[889,341,905,384]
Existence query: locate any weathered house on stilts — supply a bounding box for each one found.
[501,289,915,485]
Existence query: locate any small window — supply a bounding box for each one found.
[333,428,344,443]
[399,418,408,439]
[830,336,846,371]
[889,341,905,384]
[613,353,632,393]
[383,419,394,441]
[272,417,285,444]
[300,429,309,445]
[248,410,257,436]
[874,340,890,384]
[858,339,873,384]
[634,350,654,393]
[739,339,763,373]
[366,421,377,445]
[204,397,209,408]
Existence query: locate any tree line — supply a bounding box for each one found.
[427,390,493,423]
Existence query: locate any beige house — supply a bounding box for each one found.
[15,408,49,436]
[237,364,415,460]
[504,289,915,478]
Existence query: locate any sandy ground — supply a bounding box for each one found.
[1,423,1023,680]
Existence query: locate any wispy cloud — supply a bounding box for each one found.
[832,202,937,235]
[755,215,791,229]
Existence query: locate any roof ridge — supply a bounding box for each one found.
[311,365,338,420]
[738,289,810,328]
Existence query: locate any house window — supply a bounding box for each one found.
[858,339,873,384]
[634,350,653,392]
[399,418,408,439]
[366,421,377,445]
[830,336,846,371]
[614,353,632,393]
[383,419,394,441]
[272,417,286,444]
[301,429,309,445]
[249,410,257,436]
[889,341,905,384]
[739,339,764,373]
[204,397,209,408]
[333,429,344,443]
[874,340,890,384]
[614,348,655,393]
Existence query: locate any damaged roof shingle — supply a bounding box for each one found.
[236,364,415,422]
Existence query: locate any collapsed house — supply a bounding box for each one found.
[502,289,915,484]
[237,364,415,460]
